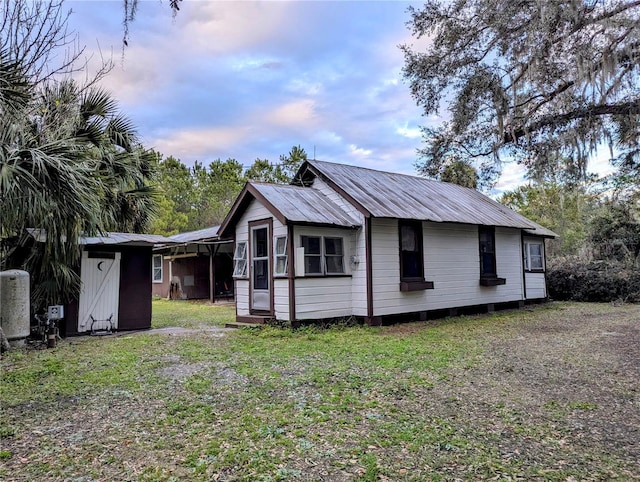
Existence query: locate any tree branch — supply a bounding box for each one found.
[505,101,640,144]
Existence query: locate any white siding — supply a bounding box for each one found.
[424,224,524,311]
[292,225,355,319]
[312,178,363,221]
[235,280,250,316]
[311,178,367,315]
[371,219,525,317]
[351,226,367,316]
[525,273,547,299]
[274,279,290,320]
[235,200,273,242]
[295,277,353,319]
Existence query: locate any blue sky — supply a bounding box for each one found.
[66,1,611,193]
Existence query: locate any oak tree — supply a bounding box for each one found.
[402,0,640,185]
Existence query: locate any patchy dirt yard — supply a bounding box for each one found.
[1,302,638,481]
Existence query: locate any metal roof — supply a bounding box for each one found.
[251,183,361,227]
[168,226,221,243]
[80,232,174,246]
[303,160,556,235]
[25,229,174,246]
[523,221,557,238]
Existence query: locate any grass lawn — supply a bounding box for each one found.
[151,298,236,329]
[1,301,639,481]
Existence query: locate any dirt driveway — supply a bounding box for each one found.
[426,302,640,477]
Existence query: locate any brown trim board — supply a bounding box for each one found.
[219,182,288,239]
[520,230,527,300]
[287,223,296,322]
[365,216,373,320]
[248,218,274,316]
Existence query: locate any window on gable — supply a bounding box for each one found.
[274,235,288,275]
[524,241,544,271]
[152,255,163,283]
[233,241,248,278]
[479,226,506,286]
[300,235,345,275]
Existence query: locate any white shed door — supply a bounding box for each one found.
[78,252,121,332]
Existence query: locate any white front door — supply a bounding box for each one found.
[250,225,271,313]
[77,251,120,332]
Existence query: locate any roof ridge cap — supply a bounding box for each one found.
[309,159,479,189]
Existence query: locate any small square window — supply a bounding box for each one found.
[525,241,544,271]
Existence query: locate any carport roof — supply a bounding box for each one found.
[26,229,174,246]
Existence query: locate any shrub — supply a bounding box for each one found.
[547,259,640,302]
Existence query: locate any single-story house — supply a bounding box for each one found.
[219,160,556,325]
[152,226,234,302]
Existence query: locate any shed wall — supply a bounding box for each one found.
[66,245,152,334]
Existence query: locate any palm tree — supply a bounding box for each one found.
[1,58,99,308]
[1,58,157,310]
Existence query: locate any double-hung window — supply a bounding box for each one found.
[300,236,345,275]
[524,241,544,271]
[152,255,163,283]
[478,226,505,285]
[400,221,424,281]
[233,241,248,278]
[398,220,434,291]
[324,237,344,274]
[274,235,288,275]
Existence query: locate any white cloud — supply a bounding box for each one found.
[348,144,373,157]
[176,2,294,55]
[492,162,527,196]
[264,99,318,128]
[396,124,422,139]
[149,125,252,161]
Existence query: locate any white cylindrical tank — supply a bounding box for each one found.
[0,270,30,346]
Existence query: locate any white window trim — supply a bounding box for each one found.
[233,241,248,278]
[524,241,544,271]
[152,254,163,283]
[300,235,345,276]
[274,235,288,276]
